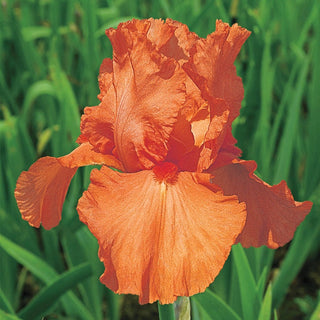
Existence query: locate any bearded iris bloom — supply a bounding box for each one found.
[15,19,312,305]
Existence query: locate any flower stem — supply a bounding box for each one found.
[158,303,175,320]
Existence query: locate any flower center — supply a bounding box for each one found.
[152,162,178,184]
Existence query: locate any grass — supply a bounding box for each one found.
[0,0,319,319]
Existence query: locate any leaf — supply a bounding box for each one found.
[0,286,15,314]
[193,289,241,320]
[258,284,273,320]
[158,303,175,320]
[232,244,261,319]
[0,233,94,320]
[18,263,92,320]
[0,309,21,320]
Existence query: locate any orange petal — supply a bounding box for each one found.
[15,158,77,230]
[160,19,199,63]
[212,126,242,170]
[183,20,250,121]
[197,99,230,172]
[210,160,313,249]
[106,20,186,172]
[98,58,113,102]
[80,105,115,154]
[81,57,117,154]
[147,18,177,51]
[15,143,124,230]
[77,165,246,304]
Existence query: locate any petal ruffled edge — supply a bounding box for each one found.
[15,143,124,230]
[80,105,115,155]
[183,20,250,121]
[77,166,246,304]
[210,160,313,248]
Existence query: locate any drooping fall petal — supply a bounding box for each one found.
[106,19,186,172]
[210,160,313,249]
[77,165,246,304]
[15,158,76,230]
[15,143,124,230]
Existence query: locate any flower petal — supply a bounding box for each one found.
[160,19,199,63]
[210,160,313,249]
[15,143,123,230]
[80,105,115,154]
[15,158,77,230]
[212,127,242,170]
[106,20,186,172]
[98,58,114,102]
[183,20,250,121]
[77,166,246,304]
[197,99,230,172]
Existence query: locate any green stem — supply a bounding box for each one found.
[158,303,176,320]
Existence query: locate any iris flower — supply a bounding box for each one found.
[15,19,312,304]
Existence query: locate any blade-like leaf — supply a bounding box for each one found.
[0,233,94,320]
[258,284,273,320]
[18,263,92,320]
[232,244,261,319]
[193,289,241,320]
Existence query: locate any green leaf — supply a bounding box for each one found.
[232,244,261,319]
[193,289,241,320]
[18,263,92,320]
[272,205,320,308]
[273,57,309,183]
[258,284,272,320]
[0,309,21,320]
[0,286,15,314]
[0,233,94,320]
[0,233,57,283]
[158,303,175,320]
[310,291,320,320]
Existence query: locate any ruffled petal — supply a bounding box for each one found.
[183,20,250,121]
[98,58,114,102]
[80,105,115,154]
[160,19,199,63]
[212,126,242,170]
[147,18,177,51]
[15,158,77,230]
[197,99,230,172]
[106,20,186,172]
[77,165,246,304]
[81,57,117,154]
[210,160,313,249]
[15,143,124,230]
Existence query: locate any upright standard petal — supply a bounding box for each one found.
[183,20,250,121]
[106,20,186,172]
[15,143,124,230]
[210,160,313,248]
[80,105,115,155]
[98,58,114,102]
[181,21,250,171]
[77,165,246,304]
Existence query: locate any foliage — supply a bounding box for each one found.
[0,0,319,319]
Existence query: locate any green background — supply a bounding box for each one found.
[0,0,319,319]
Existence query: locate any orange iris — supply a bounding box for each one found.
[15,18,312,304]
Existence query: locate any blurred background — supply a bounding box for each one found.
[0,0,319,319]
